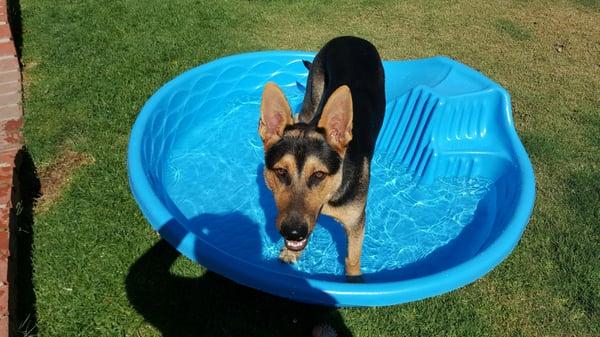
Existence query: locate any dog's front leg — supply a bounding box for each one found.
[279,247,302,264]
[344,212,365,279]
[323,201,366,281]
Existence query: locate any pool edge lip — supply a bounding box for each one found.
[127,50,536,307]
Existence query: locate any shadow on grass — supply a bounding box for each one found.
[7,0,23,59]
[12,149,40,336]
[125,152,352,336]
[126,238,353,337]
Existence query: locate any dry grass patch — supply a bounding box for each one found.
[36,149,94,212]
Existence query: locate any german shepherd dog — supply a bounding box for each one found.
[258,36,385,278]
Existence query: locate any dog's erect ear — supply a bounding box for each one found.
[318,85,353,154]
[259,82,293,149]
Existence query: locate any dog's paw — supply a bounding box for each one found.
[279,247,301,264]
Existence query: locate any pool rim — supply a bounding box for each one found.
[127,50,536,307]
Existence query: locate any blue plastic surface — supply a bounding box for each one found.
[127,51,535,307]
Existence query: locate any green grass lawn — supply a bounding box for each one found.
[18,0,599,336]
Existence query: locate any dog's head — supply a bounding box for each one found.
[258,82,353,252]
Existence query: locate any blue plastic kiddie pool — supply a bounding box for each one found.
[128,51,535,307]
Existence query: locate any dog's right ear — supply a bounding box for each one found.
[259,82,293,149]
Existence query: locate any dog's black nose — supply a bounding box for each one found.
[280,221,308,241]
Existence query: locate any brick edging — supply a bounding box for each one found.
[0,0,22,336]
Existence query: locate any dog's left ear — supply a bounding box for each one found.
[318,85,353,154]
[259,82,293,149]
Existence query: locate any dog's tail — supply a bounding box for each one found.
[302,60,312,70]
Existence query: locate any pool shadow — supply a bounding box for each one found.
[126,213,354,337]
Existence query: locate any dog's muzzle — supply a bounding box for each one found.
[280,220,309,251]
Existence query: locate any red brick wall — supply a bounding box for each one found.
[0,0,22,336]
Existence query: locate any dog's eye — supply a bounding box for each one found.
[308,171,327,187]
[273,168,291,185]
[275,168,288,177]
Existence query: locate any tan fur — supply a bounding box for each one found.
[279,247,302,263]
[284,128,303,138]
[322,200,366,276]
[259,82,293,150]
[264,154,343,234]
[321,160,370,276]
[302,156,344,219]
[260,82,371,277]
[317,85,353,155]
[306,130,326,141]
[266,153,347,266]
[263,154,296,231]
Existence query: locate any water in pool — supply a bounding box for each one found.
[164,90,492,277]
